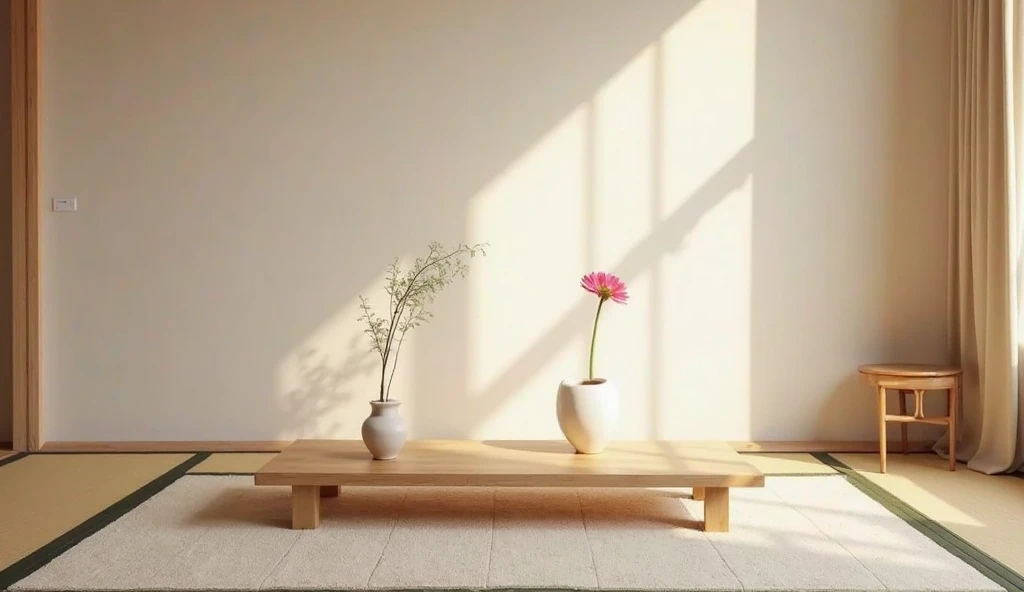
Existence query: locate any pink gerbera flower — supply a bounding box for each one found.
[580,272,628,380]
[581,272,629,304]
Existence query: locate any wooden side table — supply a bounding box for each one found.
[857,363,961,473]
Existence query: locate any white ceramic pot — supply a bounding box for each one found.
[361,400,407,460]
[556,378,619,454]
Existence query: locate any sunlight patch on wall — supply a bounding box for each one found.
[654,0,756,438]
[467,107,589,404]
[592,45,655,267]
[660,175,753,438]
[469,344,584,439]
[463,0,758,440]
[660,0,756,211]
[607,269,655,437]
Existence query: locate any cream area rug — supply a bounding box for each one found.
[9,475,1004,592]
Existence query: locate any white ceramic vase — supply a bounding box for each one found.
[556,378,619,454]
[361,400,407,460]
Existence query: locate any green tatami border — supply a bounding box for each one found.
[0,452,211,591]
[813,453,1024,592]
[0,453,28,469]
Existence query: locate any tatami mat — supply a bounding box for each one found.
[835,453,1024,576]
[188,452,277,474]
[740,452,836,475]
[2,450,1021,591]
[0,453,190,571]
[12,475,1001,591]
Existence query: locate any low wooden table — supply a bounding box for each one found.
[255,440,764,532]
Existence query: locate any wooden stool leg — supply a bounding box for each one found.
[898,389,909,454]
[949,383,958,471]
[703,487,729,532]
[692,487,705,501]
[877,386,887,473]
[320,485,339,498]
[292,486,320,529]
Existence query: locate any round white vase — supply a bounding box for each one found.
[556,379,619,454]
[361,400,407,460]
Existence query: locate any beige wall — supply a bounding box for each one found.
[40,0,952,442]
[0,2,12,444]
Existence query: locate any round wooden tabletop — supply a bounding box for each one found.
[857,363,961,377]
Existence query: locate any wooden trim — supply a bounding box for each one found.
[39,440,937,454]
[9,0,39,452]
[40,441,295,453]
[729,440,935,453]
[25,0,39,451]
[10,0,27,451]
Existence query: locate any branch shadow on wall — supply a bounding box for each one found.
[280,336,376,438]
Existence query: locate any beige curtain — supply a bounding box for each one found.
[946,0,1024,474]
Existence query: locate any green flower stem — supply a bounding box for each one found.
[589,297,606,380]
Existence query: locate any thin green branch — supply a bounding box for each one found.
[385,321,410,401]
[359,243,487,402]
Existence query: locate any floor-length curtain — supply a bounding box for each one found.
[945,0,1024,474]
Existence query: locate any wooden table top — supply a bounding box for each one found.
[857,363,961,377]
[254,440,765,488]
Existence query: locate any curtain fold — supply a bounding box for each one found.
[944,0,1024,475]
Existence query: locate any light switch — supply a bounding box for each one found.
[52,197,77,212]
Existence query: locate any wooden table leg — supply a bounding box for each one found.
[898,389,909,454]
[292,486,320,529]
[877,386,887,473]
[692,487,705,501]
[949,383,958,472]
[320,485,339,498]
[703,487,729,532]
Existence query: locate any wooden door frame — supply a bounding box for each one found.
[10,0,39,452]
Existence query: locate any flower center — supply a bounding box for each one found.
[597,286,612,299]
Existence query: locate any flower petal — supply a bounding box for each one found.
[580,273,601,295]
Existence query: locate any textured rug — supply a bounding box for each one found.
[8,475,1004,591]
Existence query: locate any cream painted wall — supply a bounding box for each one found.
[40,0,952,442]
